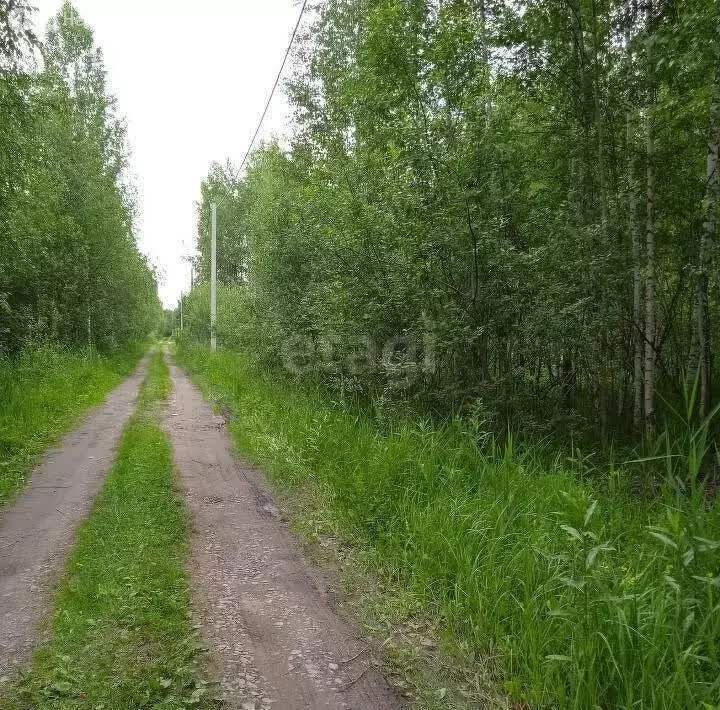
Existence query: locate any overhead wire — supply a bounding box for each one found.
[219,0,309,203]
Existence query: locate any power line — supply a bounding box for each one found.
[207,0,309,339]
[234,0,309,180]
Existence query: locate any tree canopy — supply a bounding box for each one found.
[0,1,160,353]
[188,0,720,444]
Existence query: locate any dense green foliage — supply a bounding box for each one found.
[177,1,720,704]
[178,342,720,709]
[0,344,142,503]
[188,0,720,447]
[0,351,216,709]
[0,1,160,353]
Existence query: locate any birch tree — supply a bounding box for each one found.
[626,0,643,429]
[690,9,720,417]
[643,0,657,428]
[187,0,719,454]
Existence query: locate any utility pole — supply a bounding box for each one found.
[210,202,217,351]
[179,292,184,331]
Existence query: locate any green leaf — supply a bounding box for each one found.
[692,575,720,587]
[647,530,678,549]
[586,544,614,570]
[50,680,72,696]
[665,575,680,592]
[682,547,695,567]
[560,524,582,541]
[583,500,598,527]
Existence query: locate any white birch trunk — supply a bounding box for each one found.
[644,111,656,428]
[628,110,643,429]
[644,8,656,428]
[686,12,720,419]
[626,3,643,429]
[696,45,720,417]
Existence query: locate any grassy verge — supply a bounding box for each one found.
[0,344,145,504]
[1,349,217,710]
[176,342,720,710]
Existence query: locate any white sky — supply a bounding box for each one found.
[34,0,302,308]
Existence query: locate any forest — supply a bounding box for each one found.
[1,0,719,708]
[1,0,160,353]
[184,0,720,450]
[0,1,160,503]
[176,0,720,706]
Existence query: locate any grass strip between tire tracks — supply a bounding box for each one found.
[0,348,218,710]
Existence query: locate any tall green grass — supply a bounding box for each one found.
[177,343,720,709]
[0,344,144,504]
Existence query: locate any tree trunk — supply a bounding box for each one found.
[644,9,656,429]
[629,114,643,429]
[691,20,720,418]
[591,0,608,234]
[626,2,643,430]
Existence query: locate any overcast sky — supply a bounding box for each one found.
[34,0,302,307]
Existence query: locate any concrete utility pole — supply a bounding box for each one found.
[210,202,217,351]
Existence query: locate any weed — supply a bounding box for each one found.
[177,343,720,709]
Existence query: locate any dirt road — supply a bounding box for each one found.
[165,359,405,710]
[0,358,147,678]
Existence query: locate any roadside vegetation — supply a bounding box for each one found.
[177,342,720,709]
[176,0,720,705]
[0,345,145,504]
[186,0,720,447]
[0,350,217,710]
[0,2,161,503]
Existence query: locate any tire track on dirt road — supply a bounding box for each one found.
[165,357,405,710]
[0,356,148,679]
